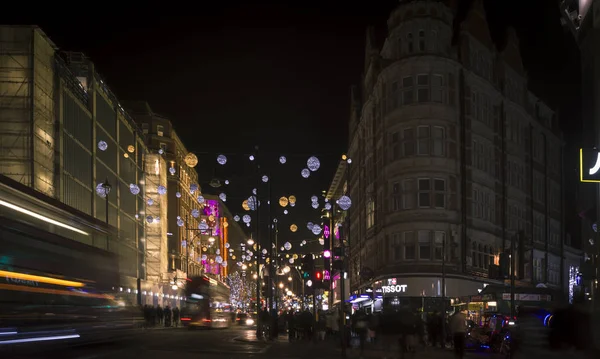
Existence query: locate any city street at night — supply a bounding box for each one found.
[5,326,592,359]
[2,1,600,359]
[0,327,507,359]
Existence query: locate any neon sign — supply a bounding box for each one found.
[324,225,330,239]
[381,284,408,294]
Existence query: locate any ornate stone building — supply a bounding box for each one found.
[346,0,564,312]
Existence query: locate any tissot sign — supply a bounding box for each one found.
[580,148,600,182]
[382,284,407,294]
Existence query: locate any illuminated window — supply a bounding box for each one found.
[156,124,164,137]
[366,199,375,229]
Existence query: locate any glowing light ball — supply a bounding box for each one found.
[177,217,184,227]
[197,195,205,204]
[157,185,167,195]
[127,145,135,153]
[311,196,318,202]
[289,195,297,204]
[175,192,181,198]
[247,196,257,211]
[242,200,250,211]
[262,175,269,183]
[147,198,154,206]
[146,216,154,224]
[129,184,140,195]
[234,215,240,222]
[219,193,227,202]
[169,167,176,175]
[337,195,352,211]
[199,221,209,231]
[279,156,287,164]
[243,215,251,224]
[217,154,227,165]
[98,140,108,151]
[284,242,292,251]
[290,224,298,232]
[301,169,310,178]
[312,224,322,235]
[324,203,332,210]
[190,184,199,193]
[191,209,200,218]
[279,197,289,207]
[307,156,320,172]
[184,152,198,167]
[311,202,319,209]
[307,222,314,230]
[216,256,223,264]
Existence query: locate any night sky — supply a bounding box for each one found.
[3,0,582,247]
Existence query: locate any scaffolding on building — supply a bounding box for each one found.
[0,26,56,198]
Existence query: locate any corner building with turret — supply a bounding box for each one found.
[345,0,569,318]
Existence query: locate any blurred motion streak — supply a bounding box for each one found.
[0,270,86,288]
[0,199,88,236]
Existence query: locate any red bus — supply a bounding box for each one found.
[180,276,231,329]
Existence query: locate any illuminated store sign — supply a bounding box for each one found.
[579,148,600,182]
[381,284,407,293]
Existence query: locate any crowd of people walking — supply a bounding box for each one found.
[142,304,180,328]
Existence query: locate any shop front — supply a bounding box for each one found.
[362,276,488,315]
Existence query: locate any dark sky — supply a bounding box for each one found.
[4,0,581,246]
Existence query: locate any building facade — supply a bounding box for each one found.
[0,26,147,300]
[128,103,246,283]
[560,0,600,308]
[346,1,565,313]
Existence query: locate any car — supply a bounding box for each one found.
[235,313,256,327]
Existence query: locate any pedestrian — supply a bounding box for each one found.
[173,307,180,328]
[156,305,163,325]
[450,310,467,359]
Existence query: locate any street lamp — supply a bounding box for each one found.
[101,178,112,224]
[247,238,255,246]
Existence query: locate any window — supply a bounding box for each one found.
[448,73,456,106]
[417,74,430,102]
[418,179,430,208]
[433,126,445,156]
[407,33,413,53]
[418,30,425,51]
[402,77,414,104]
[391,132,400,161]
[432,74,444,103]
[156,124,164,137]
[392,182,401,211]
[431,30,437,52]
[142,123,149,134]
[366,199,375,229]
[391,81,399,109]
[418,231,430,259]
[403,179,416,209]
[417,126,430,155]
[392,233,402,261]
[160,142,167,153]
[434,231,445,260]
[402,128,415,156]
[404,232,416,260]
[434,179,446,208]
[398,37,402,56]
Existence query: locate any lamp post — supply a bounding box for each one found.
[101,177,112,224]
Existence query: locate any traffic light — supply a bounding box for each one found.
[314,270,323,289]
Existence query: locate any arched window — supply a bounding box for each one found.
[419,30,425,51]
[407,33,414,53]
